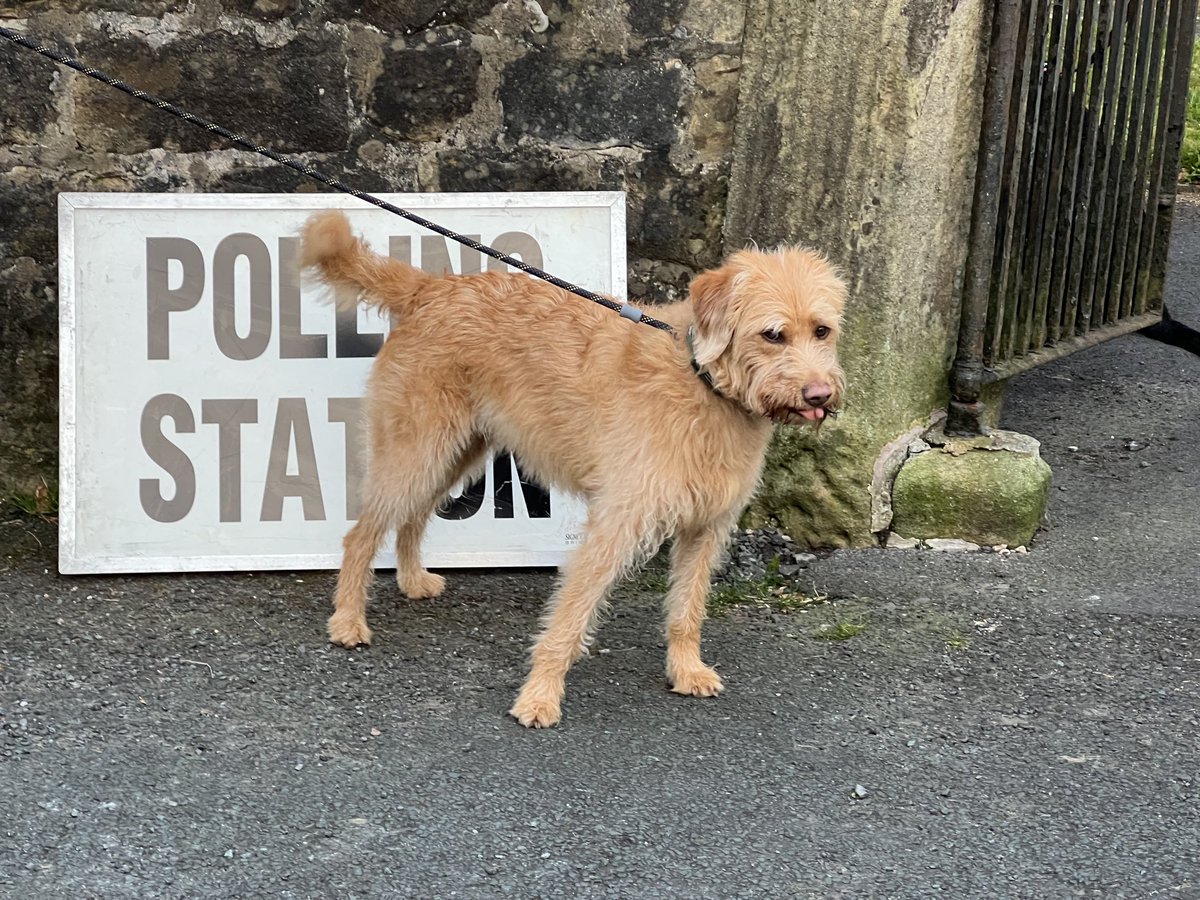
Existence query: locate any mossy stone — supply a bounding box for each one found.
[890,448,1052,547]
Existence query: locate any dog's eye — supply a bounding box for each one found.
[760,328,785,344]
[814,325,831,340]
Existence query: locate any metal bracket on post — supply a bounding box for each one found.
[947,359,991,437]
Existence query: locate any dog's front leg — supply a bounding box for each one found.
[663,524,729,698]
[510,515,645,728]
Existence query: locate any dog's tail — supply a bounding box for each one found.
[299,210,433,315]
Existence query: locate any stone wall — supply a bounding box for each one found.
[0,0,745,497]
[2,0,997,549]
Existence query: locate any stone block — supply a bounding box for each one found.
[73,32,350,154]
[325,0,496,34]
[370,28,483,141]
[436,143,620,189]
[890,442,1052,548]
[1,48,57,144]
[226,0,300,19]
[634,152,728,269]
[744,418,871,548]
[626,0,690,38]
[0,176,57,261]
[207,163,341,195]
[6,1,187,12]
[500,51,682,149]
[0,257,57,496]
[923,538,982,552]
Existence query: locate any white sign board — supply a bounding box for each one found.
[58,192,620,574]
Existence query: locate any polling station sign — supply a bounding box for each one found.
[58,192,621,574]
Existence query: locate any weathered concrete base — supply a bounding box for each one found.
[887,425,1052,548]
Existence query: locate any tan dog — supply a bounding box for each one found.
[299,211,846,728]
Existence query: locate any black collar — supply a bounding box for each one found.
[686,325,725,398]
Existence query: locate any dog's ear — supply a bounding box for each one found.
[689,266,738,366]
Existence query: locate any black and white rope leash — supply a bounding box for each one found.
[0,25,676,337]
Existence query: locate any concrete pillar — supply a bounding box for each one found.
[724,0,991,546]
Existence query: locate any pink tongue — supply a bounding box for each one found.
[800,408,826,421]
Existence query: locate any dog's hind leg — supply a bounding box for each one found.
[510,507,653,728]
[393,519,444,599]
[662,523,731,698]
[329,500,392,647]
[393,436,488,600]
[328,404,477,648]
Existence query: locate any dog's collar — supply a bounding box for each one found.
[686,325,725,398]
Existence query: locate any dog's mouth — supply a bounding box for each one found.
[769,405,837,426]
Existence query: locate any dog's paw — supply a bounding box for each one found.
[509,686,563,729]
[669,665,724,698]
[397,570,445,600]
[506,696,561,734]
[328,612,373,648]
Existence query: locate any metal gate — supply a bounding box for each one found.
[948,0,1199,435]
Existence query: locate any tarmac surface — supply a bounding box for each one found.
[2,196,1199,898]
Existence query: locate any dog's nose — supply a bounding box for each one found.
[802,384,833,408]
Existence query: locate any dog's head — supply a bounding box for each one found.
[688,246,847,426]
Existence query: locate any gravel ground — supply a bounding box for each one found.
[2,197,1199,899]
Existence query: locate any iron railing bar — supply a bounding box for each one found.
[1000,0,1055,361]
[1035,0,1090,347]
[1061,0,1118,337]
[1091,0,1148,326]
[1047,0,1103,342]
[1076,0,1135,333]
[1133,0,1187,316]
[1129,0,1182,317]
[1104,0,1161,323]
[983,0,1037,365]
[1116,0,1173,319]
[1145,0,1200,312]
[1015,0,1069,357]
